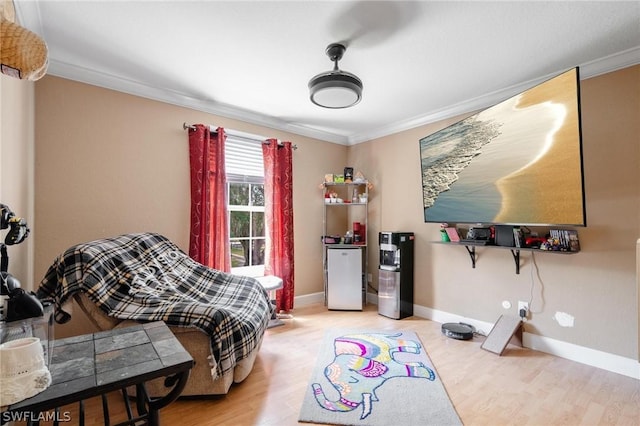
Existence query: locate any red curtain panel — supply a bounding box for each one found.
[262,139,295,312]
[188,125,231,272]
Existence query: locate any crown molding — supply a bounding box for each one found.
[13,1,640,146]
[13,0,349,144]
[48,45,638,147]
[25,0,637,149]
[45,59,350,145]
[347,46,640,145]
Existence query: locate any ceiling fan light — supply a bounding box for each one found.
[308,70,363,109]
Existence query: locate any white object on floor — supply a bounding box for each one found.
[255,275,288,326]
[256,275,283,293]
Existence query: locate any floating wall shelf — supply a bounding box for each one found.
[431,241,579,274]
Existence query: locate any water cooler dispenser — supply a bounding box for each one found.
[378,232,414,319]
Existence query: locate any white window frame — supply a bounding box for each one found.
[226,134,266,277]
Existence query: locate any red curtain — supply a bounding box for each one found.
[262,139,294,312]
[188,125,231,272]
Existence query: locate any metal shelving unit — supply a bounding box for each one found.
[322,181,369,309]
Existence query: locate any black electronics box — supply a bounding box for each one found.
[466,227,492,241]
[494,225,515,247]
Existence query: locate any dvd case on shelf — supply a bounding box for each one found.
[549,229,580,252]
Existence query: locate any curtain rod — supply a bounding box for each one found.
[182,122,297,150]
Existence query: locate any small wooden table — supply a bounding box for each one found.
[2,321,193,426]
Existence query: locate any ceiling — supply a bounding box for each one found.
[14,1,640,145]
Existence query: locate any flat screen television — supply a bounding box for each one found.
[419,67,586,226]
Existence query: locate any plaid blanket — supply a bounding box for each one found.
[36,232,273,378]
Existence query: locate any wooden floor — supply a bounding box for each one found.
[18,303,640,425]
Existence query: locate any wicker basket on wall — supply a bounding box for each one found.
[1,0,48,81]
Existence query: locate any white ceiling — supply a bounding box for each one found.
[15,0,640,145]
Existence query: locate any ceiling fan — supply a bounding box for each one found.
[308,43,363,109]
[307,2,420,109]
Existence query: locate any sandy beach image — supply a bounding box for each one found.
[493,69,584,225]
[421,68,585,225]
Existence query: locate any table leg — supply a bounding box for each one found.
[77,402,85,426]
[120,388,135,420]
[136,370,191,426]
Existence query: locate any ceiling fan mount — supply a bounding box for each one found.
[325,43,346,65]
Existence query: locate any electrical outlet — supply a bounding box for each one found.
[518,301,529,318]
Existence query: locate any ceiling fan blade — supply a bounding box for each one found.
[328,1,421,48]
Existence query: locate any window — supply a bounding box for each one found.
[226,135,265,276]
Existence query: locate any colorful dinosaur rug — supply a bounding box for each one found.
[299,329,462,426]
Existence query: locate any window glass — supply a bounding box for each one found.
[226,135,265,276]
[252,211,264,237]
[230,211,250,238]
[251,184,264,207]
[229,183,249,206]
[231,241,246,267]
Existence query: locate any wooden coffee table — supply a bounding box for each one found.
[1,321,193,425]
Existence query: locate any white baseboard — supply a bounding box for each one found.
[294,291,324,307]
[366,294,639,380]
[523,333,639,379]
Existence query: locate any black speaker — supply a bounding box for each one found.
[494,225,515,247]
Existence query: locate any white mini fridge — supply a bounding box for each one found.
[327,246,363,310]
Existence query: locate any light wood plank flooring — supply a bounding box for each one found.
[14,303,640,425]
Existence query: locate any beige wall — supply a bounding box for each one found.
[6,65,637,359]
[0,74,35,289]
[350,65,640,360]
[34,76,345,336]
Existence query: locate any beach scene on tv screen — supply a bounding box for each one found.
[420,68,585,226]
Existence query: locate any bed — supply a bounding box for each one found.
[36,232,274,396]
